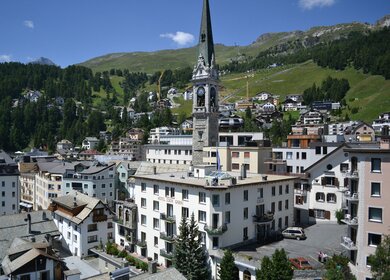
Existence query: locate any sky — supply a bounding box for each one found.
[0,0,389,67]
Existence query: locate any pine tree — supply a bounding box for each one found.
[173,216,190,276]
[368,235,390,280]
[219,249,236,280]
[256,256,274,280]
[271,249,293,280]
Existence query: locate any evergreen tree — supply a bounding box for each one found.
[271,249,293,280]
[219,249,237,280]
[173,213,210,280]
[325,254,356,280]
[256,256,274,280]
[368,235,390,280]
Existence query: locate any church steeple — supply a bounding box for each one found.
[198,0,215,67]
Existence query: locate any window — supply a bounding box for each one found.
[165,187,169,197]
[67,232,71,239]
[1,181,4,187]
[278,217,282,229]
[315,146,321,154]
[153,184,159,195]
[285,199,289,209]
[243,227,248,240]
[88,224,98,232]
[286,152,293,159]
[88,235,98,243]
[141,214,147,225]
[271,202,275,213]
[74,234,77,242]
[285,216,289,227]
[371,182,381,197]
[153,201,159,211]
[212,194,220,207]
[107,222,113,229]
[244,152,250,158]
[12,192,15,197]
[323,146,328,154]
[108,232,113,239]
[153,218,159,229]
[302,152,307,159]
[369,207,382,222]
[198,210,206,222]
[102,184,106,189]
[200,232,206,244]
[212,237,219,249]
[232,163,239,170]
[296,152,300,159]
[225,211,230,224]
[225,193,230,204]
[368,233,382,247]
[199,192,206,203]
[243,190,248,201]
[278,201,282,211]
[327,193,337,203]
[316,192,325,202]
[154,236,158,247]
[272,186,275,196]
[141,183,146,192]
[182,207,189,219]
[141,198,146,208]
[1,191,4,197]
[232,152,239,158]
[170,187,175,198]
[285,184,289,194]
[371,158,381,172]
[340,163,349,172]
[182,189,189,200]
[243,207,248,219]
[279,185,283,195]
[258,188,263,198]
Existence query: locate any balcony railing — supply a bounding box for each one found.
[344,191,359,201]
[93,214,108,223]
[160,249,173,259]
[160,232,176,242]
[340,236,358,250]
[341,215,358,226]
[294,189,307,196]
[342,170,359,179]
[160,213,176,223]
[136,240,147,248]
[204,224,228,236]
[253,212,274,224]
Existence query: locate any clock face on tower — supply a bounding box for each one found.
[197,86,205,96]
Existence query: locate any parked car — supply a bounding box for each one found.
[289,257,313,270]
[282,227,306,240]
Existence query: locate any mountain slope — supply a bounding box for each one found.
[79,17,388,73]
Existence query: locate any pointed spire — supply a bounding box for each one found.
[198,0,215,67]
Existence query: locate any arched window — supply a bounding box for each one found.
[118,206,122,219]
[243,270,251,280]
[125,210,129,222]
[316,192,325,202]
[327,193,337,203]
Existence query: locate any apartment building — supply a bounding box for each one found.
[0,150,19,215]
[131,164,296,271]
[114,200,137,253]
[203,145,271,174]
[340,137,390,280]
[49,191,114,257]
[62,162,116,205]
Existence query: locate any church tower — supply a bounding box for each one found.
[192,0,219,165]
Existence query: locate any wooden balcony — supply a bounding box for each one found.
[93,214,108,223]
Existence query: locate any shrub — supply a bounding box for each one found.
[335,209,344,224]
[118,250,128,258]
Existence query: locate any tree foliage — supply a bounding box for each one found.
[302,77,350,106]
[219,249,237,280]
[325,254,356,280]
[368,235,390,280]
[256,249,293,280]
[173,213,210,280]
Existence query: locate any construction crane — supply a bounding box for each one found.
[157,70,165,101]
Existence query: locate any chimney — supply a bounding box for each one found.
[24,213,31,234]
[152,166,157,175]
[241,164,247,179]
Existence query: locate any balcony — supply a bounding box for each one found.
[113,217,123,225]
[340,236,358,250]
[160,249,173,259]
[294,189,307,196]
[344,191,359,202]
[253,212,274,224]
[342,170,359,179]
[93,214,108,223]
[160,232,176,242]
[160,213,176,223]
[126,235,135,244]
[136,240,147,248]
[341,215,358,226]
[204,224,228,236]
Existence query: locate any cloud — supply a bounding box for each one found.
[23,20,34,29]
[299,0,335,10]
[0,55,12,62]
[160,31,195,46]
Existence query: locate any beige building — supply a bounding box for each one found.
[341,137,390,279]
[203,146,271,174]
